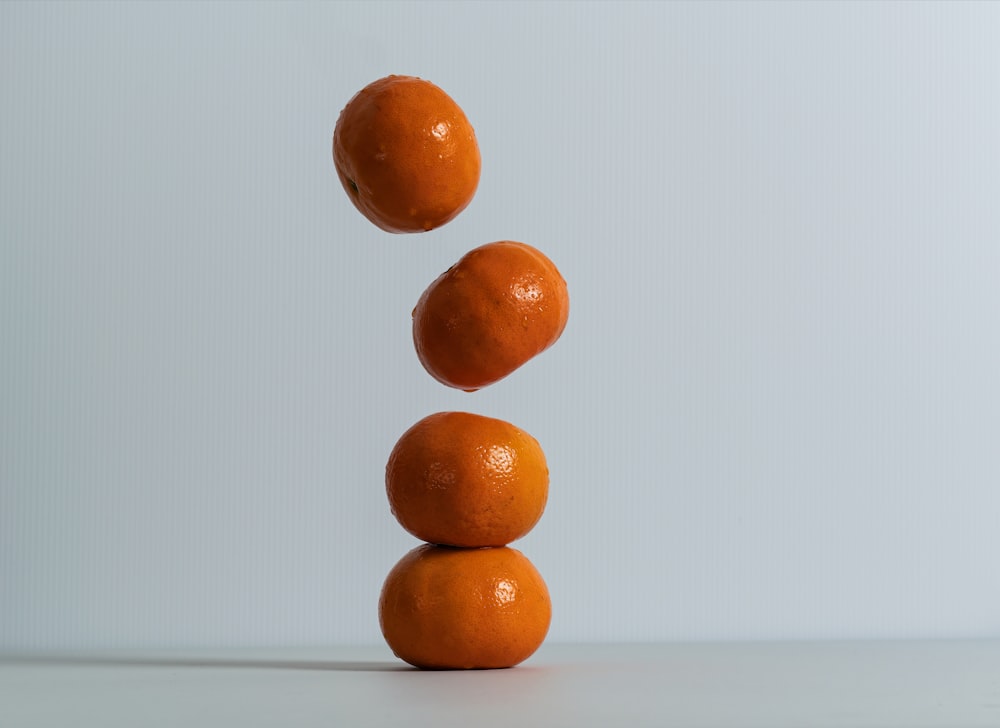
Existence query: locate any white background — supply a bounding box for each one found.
[2,1,998,650]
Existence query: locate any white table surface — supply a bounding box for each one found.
[2,640,999,727]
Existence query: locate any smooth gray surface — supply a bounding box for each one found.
[2,640,999,728]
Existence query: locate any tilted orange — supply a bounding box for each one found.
[379,544,551,670]
[386,411,548,548]
[332,75,481,233]
[412,241,570,391]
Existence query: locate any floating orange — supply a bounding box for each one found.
[333,75,481,233]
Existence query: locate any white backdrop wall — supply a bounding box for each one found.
[2,1,999,650]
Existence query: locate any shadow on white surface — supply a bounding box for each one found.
[1,653,410,672]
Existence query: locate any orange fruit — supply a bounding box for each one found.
[386,411,548,548]
[379,544,551,669]
[412,241,569,391]
[332,75,481,233]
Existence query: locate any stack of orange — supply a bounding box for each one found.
[333,76,569,669]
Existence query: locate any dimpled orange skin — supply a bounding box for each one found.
[413,241,569,391]
[332,75,481,233]
[386,411,548,548]
[379,544,552,670]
